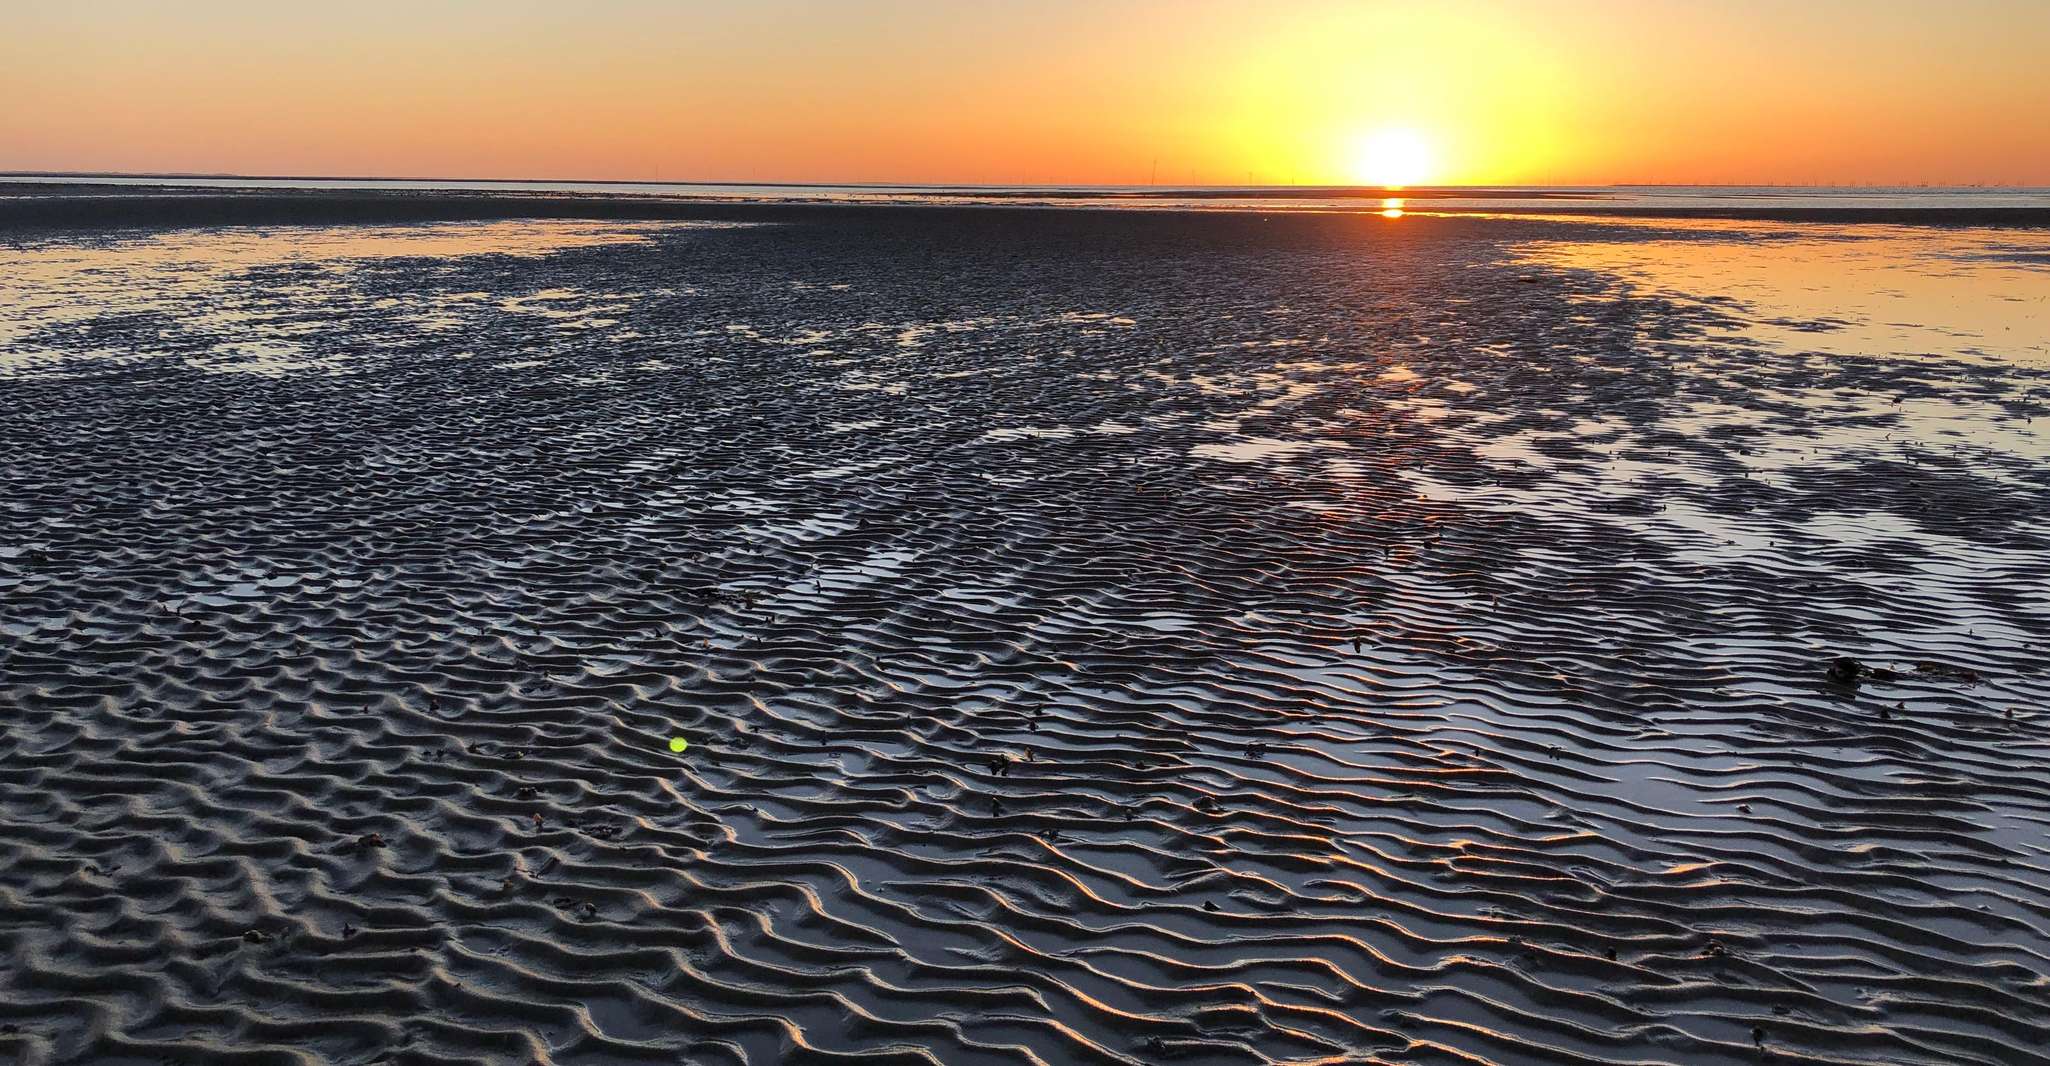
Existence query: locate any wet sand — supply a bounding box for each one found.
[3,198,2049,1065]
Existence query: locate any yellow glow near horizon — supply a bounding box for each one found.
[1,1,2046,185]
[1351,128,1436,188]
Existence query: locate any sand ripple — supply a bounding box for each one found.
[3,210,2049,1065]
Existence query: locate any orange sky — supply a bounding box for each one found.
[4,0,2047,186]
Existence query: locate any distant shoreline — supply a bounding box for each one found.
[4,181,2050,230]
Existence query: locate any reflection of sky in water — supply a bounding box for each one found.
[0,220,738,375]
[1513,220,2050,365]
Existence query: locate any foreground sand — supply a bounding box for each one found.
[2,202,2048,1065]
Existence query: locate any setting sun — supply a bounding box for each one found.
[1350,127,1437,188]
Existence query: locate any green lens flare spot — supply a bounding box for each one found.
[669,737,689,753]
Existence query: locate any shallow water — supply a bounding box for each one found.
[2,206,2048,1066]
[0,220,734,374]
[1514,219,2050,366]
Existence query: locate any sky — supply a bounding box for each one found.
[4,0,2047,186]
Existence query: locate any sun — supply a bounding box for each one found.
[1350,127,1437,188]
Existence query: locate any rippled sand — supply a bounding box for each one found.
[3,207,2048,1065]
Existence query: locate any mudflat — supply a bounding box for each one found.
[3,196,2048,1065]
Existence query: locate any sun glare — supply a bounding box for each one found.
[1351,127,1436,188]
